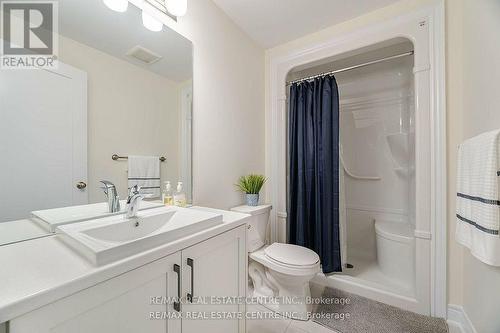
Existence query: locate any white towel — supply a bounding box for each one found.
[128,155,161,199]
[456,129,500,266]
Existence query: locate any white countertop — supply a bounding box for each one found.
[0,219,50,246]
[0,207,250,323]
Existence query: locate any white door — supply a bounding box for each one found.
[181,226,247,333]
[9,252,182,333]
[0,63,87,222]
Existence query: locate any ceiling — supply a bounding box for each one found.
[212,0,402,48]
[59,0,192,81]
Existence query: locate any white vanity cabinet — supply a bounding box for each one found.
[9,253,181,333]
[9,226,246,333]
[182,225,247,333]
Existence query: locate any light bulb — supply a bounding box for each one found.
[103,0,128,12]
[166,0,187,17]
[142,10,163,32]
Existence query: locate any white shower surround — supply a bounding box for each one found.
[266,2,446,316]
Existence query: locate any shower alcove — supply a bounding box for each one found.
[267,3,446,317]
[287,38,417,301]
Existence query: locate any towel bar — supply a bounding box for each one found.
[112,154,166,162]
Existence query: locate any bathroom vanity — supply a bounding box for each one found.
[0,207,249,333]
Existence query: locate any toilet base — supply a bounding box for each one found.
[248,260,314,321]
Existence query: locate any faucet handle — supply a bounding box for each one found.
[100,180,116,196]
[127,185,142,203]
[129,185,141,196]
[100,186,108,195]
[100,180,116,188]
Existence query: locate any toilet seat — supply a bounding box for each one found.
[264,243,319,266]
[250,244,320,276]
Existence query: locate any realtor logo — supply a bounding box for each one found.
[1,1,58,69]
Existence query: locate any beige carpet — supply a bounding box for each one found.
[313,287,448,333]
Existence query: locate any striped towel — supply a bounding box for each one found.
[128,156,161,199]
[456,129,500,266]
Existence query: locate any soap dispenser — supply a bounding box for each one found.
[162,181,173,206]
[173,181,187,207]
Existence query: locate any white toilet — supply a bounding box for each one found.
[231,204,320,321]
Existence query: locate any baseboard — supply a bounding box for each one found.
[447,304,477,333]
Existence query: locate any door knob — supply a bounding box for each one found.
[76,181,87,190]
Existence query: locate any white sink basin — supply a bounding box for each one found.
[57,206,223,265]
[83,210,176,242]
[32,201,164,232]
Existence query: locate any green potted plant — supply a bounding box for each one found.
[236,174,267,206]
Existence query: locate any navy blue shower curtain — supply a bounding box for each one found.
[288,75,341,273]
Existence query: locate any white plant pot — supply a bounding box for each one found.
[246,194,259,206]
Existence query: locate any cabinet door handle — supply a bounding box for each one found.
[173,264,181,312]
[187,258,194,303]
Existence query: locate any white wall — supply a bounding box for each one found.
[454,0,500,332]
[170,0,266,209]
[59,36,182,202]
[445,0,465,308]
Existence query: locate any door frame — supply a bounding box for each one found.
[180,83,193,203]
[265,1,446,317]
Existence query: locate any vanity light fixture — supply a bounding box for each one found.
[103,0,128,12]
[166,0,187,17]
[102,0,186,32]
[142,8,163,32]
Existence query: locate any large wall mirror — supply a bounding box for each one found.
[0,0,193,245]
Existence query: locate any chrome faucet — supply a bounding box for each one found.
[126,185,144,219]
[100,180,120,213]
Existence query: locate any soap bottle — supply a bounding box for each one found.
[162,181,173,206]
[173,182,187,207]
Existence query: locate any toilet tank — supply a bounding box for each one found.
[231,204,272,252]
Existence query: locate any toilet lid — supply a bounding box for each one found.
[264,243,320,266]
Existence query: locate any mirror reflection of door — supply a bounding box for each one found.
[0,64,88,223]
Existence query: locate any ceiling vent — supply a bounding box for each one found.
[126,45,162,65]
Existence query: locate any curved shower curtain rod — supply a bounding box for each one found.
[286,51,414,86]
